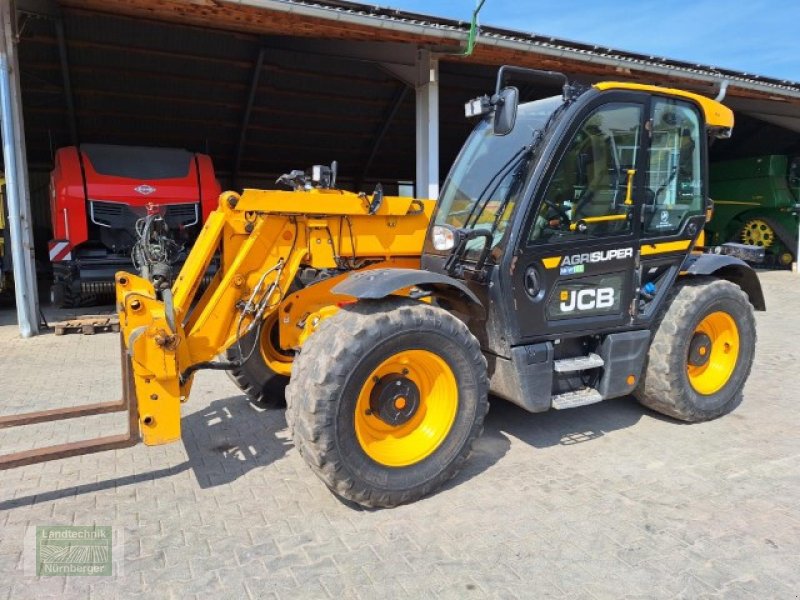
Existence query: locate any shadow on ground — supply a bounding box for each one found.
[437,394,647,497]
[181,395,293,488]
[487,393,647,448]
[0,394,290,510]
[0,391,650,511]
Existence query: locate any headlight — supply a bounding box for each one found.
[432,225,456,251]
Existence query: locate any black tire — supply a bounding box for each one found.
[50,282,94,309]
[635,277,757,422]
[226,317,291,408]
[286,298,489,508]
[50,283,66,308]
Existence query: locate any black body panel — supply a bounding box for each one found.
[331,267,483,309]
[682,253,765,310]
[596,330,651,398]
[486,343,554,412]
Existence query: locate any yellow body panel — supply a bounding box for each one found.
[280,257,419,351]
[116,273,185,445]
[117,189,435,445]
[593,82,734,130]
[640,240,693,255]
[696,230,706,247]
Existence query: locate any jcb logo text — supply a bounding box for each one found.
[560,288,615,312]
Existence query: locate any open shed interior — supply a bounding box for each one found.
[7,0,800,266]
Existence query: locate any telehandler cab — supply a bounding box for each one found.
[0,66,764,508]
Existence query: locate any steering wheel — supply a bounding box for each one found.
[542,199,572,228]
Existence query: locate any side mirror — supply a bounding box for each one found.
[493,86,519,136]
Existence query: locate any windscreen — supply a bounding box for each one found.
[434,96,563,253]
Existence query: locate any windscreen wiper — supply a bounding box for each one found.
[475,155,533,270]
[463,144,531,229]
[444,145,532,275]
[444,145,531,276]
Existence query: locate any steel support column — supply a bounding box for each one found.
[358,83,409,190]
[0,1,39,337]
[54,15,78,146]
[415,49,439,200]
[232,46,266,189]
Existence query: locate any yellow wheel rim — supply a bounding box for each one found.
[687,311,740,395]
[259,313,293,376]
[354,349,458,467]
[740,219,775,249]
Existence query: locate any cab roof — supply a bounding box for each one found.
[593,82,734,131]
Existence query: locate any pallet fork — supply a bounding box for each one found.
[0,337,140,469]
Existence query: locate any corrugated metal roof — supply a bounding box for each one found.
[17,7,494,186]
[252,0,800,98]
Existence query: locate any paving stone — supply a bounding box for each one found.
[1,272,799,598]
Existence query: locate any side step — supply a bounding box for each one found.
[551,387,603,410]
[553,353,604,373]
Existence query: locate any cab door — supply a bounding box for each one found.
[635,96,708,325]
[506,92,647,345]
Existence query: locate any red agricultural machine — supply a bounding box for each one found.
[48,144,220,307]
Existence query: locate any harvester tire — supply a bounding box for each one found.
[286,298,488,508]
[50,282,94,309]
[635,277,756,422]
[226,318,291,408]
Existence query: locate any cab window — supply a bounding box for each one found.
[529,103,642,242]
[644,98,703,235]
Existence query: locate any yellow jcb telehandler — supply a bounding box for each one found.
[0,67,764,508]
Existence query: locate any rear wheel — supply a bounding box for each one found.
[635,278,756,422]
[226,313,292,408]
[286,298,488,508]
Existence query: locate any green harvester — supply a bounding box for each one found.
[708,155,800,267]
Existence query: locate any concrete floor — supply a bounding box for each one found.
[0,271,798,599]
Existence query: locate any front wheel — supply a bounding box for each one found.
[635,277,757,422]
[286,298,488,508]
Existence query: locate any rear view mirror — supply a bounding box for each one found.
[493,86,519,136]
